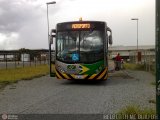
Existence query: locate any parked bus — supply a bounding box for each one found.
[49,20,112,80]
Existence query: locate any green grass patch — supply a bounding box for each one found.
[124,63,156,76]
[117,105,156,120]
[150,81,156,86]
[149,99,156,104]
[123,63,145,71]
[0,65,51,88]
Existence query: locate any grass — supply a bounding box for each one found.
[149,99,156,104]
[123,63,145,71]
[124,63,156,75]
[150,81,156,86]
[124,63,156,86]
[117,105,156,120]
[0,64,51,89]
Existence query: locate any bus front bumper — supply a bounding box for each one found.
[55,68,108,80]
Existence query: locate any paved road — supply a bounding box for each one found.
[0,70,155,117]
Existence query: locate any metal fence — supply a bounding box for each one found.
[109,49,156,72]
[129,50,156,72]
[0,50,50,70]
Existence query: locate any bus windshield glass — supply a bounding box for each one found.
[56,30,104,63]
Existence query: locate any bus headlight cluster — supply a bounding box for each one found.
[58,67,65,73]
[60,69,65,73]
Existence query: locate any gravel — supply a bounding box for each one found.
[0,70,156,115]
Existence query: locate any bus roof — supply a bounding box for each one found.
[57,21,107,25]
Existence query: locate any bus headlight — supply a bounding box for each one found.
[60,69,65,73]
[57,67,65,73]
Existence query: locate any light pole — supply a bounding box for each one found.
[156,0,160,118]
[46,1,56,76]
[131,18,139,63]
[131,18,139,52]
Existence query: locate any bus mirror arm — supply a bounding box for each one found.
[51,35,56,37]
[49,35,53,44]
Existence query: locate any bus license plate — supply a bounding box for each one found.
[75,75,84,79]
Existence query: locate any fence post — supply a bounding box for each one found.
[149,50,151,72]
[35,56,36,67]
[14,53,16,69]
[5,54,7,69]
[145,51,147,71]
[40,54,41,65]
[22,53,24,68]
[30,53,31,67]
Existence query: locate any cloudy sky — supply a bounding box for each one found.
[0,0,155,50]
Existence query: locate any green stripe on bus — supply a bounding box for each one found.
[80,60,104,75]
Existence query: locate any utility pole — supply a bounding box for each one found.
[46,1,56,76]
[156,0,160,119]
[131,18,139,63]
[131,18,139,52]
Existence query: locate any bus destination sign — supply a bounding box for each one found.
[72,23,90,29]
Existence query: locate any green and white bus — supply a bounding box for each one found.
[49,20,112,80]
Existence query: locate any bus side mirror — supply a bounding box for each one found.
[50,29,56,44]
[109,35,112,45]
[52,29,56,33]
[106,27,113,45]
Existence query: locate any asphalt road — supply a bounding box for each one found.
[0,70,155,118]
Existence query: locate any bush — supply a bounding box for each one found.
[123,63,145,71]
[117,105,156,120]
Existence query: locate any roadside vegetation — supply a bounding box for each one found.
[123,63,145,71]
[123,63,155,75]
[123,63,156,86]
[151,82,156,87]
[117,105,156,120]
[0,65,50,89]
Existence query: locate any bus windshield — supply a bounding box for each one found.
[56,30,104,63]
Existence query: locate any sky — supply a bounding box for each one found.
[0,0,155,50]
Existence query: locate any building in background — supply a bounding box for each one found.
[108,45,155,64]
